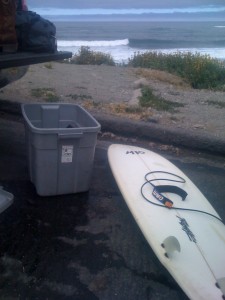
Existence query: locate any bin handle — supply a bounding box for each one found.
[58,132,83,139]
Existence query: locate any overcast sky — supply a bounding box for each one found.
[28,0,225,9]
[27,0,225,21]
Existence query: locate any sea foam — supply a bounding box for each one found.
[58,39,129,47]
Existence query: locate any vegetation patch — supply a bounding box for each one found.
[44,62,53,69]
[135,68,190,89]
[63,47,225,90]
[139,86,184,112]
[82,100,153,121]
[31,88,59,102]
[205,100,225,108]
[66,93,92,100]
[128,51,225,90]
[70,46,115,66]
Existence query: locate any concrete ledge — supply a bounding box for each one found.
[94,113,225,155]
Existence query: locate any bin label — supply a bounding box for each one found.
[61,145,73,163]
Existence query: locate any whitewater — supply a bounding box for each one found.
[55,21,225,64]
[57,39,225,64]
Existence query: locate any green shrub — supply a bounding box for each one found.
[128,51,225,89]
[70,46,115,66]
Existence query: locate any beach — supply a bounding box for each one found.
[1,61,225,143]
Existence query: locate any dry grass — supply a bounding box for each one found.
[31,88,59,102]
[82,100,153,121]
[134,68,191,89]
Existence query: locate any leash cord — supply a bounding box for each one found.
[141,173,224,224]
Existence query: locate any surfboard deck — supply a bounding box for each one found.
[108,144,225,300]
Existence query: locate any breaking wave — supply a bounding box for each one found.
[58,39,129,47]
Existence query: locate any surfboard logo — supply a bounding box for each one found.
[126,150,145,155]
[177,216,197,243]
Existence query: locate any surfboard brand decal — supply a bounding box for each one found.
[126,150,145,155]
[177,216,197,243]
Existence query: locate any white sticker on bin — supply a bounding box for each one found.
[61,145,73,163]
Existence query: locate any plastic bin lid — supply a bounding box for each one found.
[0,187,14,214]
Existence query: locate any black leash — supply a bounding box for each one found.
[145,171,187,208]
[141,171,223,223]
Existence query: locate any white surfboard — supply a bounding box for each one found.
[108,144,225,300]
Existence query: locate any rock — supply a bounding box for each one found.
[129,88,142,105]
[133,78,148,89]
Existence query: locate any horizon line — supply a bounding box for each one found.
[31,6,225,16]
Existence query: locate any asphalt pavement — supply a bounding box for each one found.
[0,102,225,300]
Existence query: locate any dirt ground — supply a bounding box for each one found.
[1,62,225,142]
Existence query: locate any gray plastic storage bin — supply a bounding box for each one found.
[21,103,101,196]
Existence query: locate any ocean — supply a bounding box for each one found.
[55,21,225,64]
